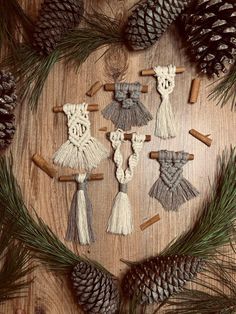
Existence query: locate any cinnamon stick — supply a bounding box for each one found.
[53,104,99,113]
[150,152,194,160]
[106,132,151,142]
[104,83,148,93]
[189,78,201,104]
[140,214,161,231]
[59,173,104,182]
[32,154,57,178]
[189,129,212,147]
[86,81,103,97]
[141,67,186,76]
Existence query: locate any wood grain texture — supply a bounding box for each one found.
[1,0,236,313]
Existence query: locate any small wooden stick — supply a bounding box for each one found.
[104,83,148,93]
[32,154,57,178]
[189,129,213,147]
[140,214,161,231]
[59,173,104,182]
[106,132,151,142]
[53,104,99,113]
[141,67,186,76]
[189,78,201,104]
[150,152,194,160]
[99,127,108,132]
[86,81,103,97]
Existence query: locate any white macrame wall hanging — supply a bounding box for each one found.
[107,129,145,236]
[66,173,95,245]
[53,103,108,171]
[154,64,177,139]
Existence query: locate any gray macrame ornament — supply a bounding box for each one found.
[102,82,153,131]
[149,150,199,211]
[66,173,95,245]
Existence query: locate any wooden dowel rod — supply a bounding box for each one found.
[141,67,186,76]
[106,132,151,142]
[86,81,103,97]
[59,173,104,182]
[104,83,148,93]
[150,152,194,160]
[32,154,57,179]
[189,129,212,147]
[189,78,201,104]
[140,214,161,231]
[53,104,99,113]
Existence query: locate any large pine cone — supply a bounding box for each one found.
[32,0,84,55]
[0,71,17,150]
[183,0,236,77]
[124,0,190,50]
[71,260,120,313]
[122,255,203,305]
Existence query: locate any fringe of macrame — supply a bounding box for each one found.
[66,174,95,245]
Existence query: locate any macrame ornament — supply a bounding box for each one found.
[149,150,199,211]
[107,129,145,235]
[53,103,108,171]
[102,82,153,131]
[154,65,177,139]
[66,174,95,245]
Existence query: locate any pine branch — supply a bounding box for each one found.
[161,148,236,259]
[209,64,236,111]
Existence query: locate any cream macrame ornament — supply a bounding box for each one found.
[107,129,145,235]
[53,103,108,171]
[149,150,199,211]
[66,173,95,245]
[154,65,177,139]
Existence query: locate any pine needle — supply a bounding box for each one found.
[209,64,236,111]
[161,147,236,259]
[1,44,60,110]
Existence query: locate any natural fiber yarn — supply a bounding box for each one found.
[66,173,95,245]
[102,82,153,131]
[53,103,108,171]
[107,129,145,235]
[149,150,199,211]
[154,65,177,139]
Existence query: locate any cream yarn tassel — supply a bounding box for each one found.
[154,65,177,139]
[66,174,95,245]
[107,129,145,235]
[53,103,108,171]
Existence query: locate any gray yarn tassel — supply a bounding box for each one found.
[149,150,199,211]
[66,174,95,245]
[102,82,153,131]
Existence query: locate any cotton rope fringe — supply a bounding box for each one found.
[102,82,153,131]
[53,103,108,171]
[66,173,95,245]
[107,129,145,235]
[154,65,177,139]
[149,150,199,211]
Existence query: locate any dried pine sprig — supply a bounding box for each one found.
[209,64,236,111]
[161,147,236,259]
[0,0,32,52]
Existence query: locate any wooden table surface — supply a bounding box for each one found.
[1,0,236,313]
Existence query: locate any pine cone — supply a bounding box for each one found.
[32,0,84,55]
[122,255,204,305]
[124,0,190,50]
[183,0,236,77]
[71,261,120,313]
[0,71,17,150]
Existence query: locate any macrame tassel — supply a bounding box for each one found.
[66,174,95,245]
[154,65,177,139]
[53,103,108,171]
[102,82,153,131]
[107,129,145,235]
[149,150,199,211]
[107,183,133,235]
